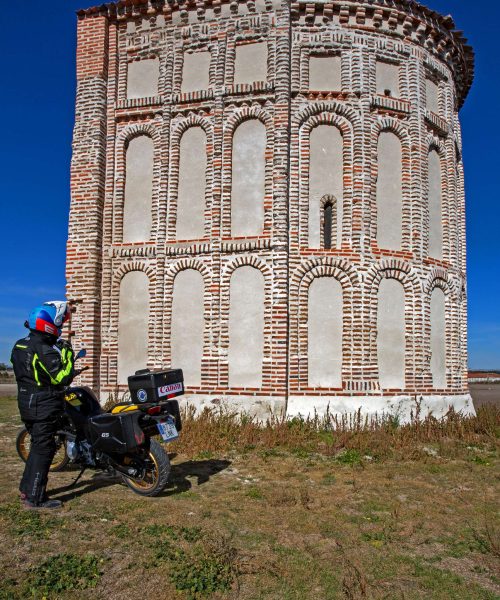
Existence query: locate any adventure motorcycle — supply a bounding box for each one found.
[16,354,184,497]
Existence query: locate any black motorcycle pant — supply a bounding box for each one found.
[18,390,63,504]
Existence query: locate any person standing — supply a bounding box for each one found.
[11,301,75,509]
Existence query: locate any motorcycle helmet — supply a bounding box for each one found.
[28,301,71,337]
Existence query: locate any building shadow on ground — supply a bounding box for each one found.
[49,457,231,503]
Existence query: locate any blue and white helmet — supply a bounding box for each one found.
[28,301,71,336]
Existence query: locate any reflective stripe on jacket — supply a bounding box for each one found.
[11,330,75,390]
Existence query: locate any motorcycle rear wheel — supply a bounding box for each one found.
[122,439,171,497]
[16,427,70,472]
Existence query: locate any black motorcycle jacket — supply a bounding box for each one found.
[11,330,75,391]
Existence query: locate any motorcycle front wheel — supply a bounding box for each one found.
[122,439,171,497]
[16,426,70,472]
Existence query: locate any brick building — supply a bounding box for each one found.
[67,0,475,419]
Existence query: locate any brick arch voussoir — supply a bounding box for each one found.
[373,116,410,144]
[293,101,360,129]
[171,113,213,144]
[426,133,446,157]
[300,111,353,140]
[424,268,455,299]
[117,122,161,150]
[290,258,358,295]
[224,105,273,137]
[113,262,155,286]
[365,259,420,296]
[222,255,273,283]
[165,258,211,285]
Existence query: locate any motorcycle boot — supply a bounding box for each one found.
[20,493,63,510]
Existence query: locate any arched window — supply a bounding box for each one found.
[321,196,336,250]
[377,278,405,389]
[376,131,402,250]
[228,266,264,387]
[123,135,154,243]
[177,127,207,240]
[231,120,266,237]
[117,271,149,384]
[308,277,343,387]
[428,149,443,259]
[171,269,204,387]
[309,125,343,248]
[430,287,446,388]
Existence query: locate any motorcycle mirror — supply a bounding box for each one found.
[76,348,87,359]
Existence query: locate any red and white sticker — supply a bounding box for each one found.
[157,382,183,397]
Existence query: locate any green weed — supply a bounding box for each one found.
[245,486,264,500]
[336,449,363,466]
[0,502,58,539]
[27,553,102,596]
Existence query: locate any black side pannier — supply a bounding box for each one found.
[128,368,184,404]
[88,411,144,454]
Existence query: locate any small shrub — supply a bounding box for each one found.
[147,525,236,598]
[27,553,102,596]
[246,486,264,500]
[336,449,363,466]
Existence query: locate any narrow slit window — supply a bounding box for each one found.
[323,202,333,249]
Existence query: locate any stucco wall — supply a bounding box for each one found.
[228,266,264,387]
[377,278,405,389]
[231,120,266,237]
[170,269,204,387]
[117,271,149,384]
[308,125,343,248]
[308,277,343,387]
[177,127,207,240]
[376,131,402,249]
[123,135,153,242]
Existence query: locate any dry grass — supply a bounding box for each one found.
[168,402,499,462]
[0,396,499,600]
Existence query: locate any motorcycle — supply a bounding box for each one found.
[16,350,184,497]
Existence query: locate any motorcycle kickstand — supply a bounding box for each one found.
[70,466,87,488]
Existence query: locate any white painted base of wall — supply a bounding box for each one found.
[179,394,286,421]
[101,391,475,424]
[177,393,475,424]
[287,394,475,423]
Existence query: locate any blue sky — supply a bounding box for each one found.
[0,1,498,368]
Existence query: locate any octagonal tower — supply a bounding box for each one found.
[67,0,474,419]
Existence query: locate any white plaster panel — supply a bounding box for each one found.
[123,136,153,243]
[426,78,439,114]
[309,55,341,91]
[287,394,475,423]
[309,125,343,248]
[377,132,402,250]
[177,127,207,239]
[428,149,443,259]
[377,278,405,389]
[231,120,266,236]
[117,271,149,384]
[127,58,159,99]
[170,269,204,387]
[234,42,268,84]
[181,51,211,92]
[430,287,446,388]
[228,266,264,387]
[376,61,400,96]
[308,277,343,387]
